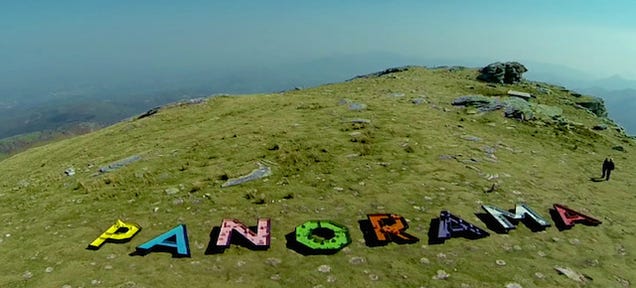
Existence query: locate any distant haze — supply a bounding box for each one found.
[1,1,636,137]
[3,1,636,96]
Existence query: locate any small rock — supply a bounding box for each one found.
[317,264,331,273]
[537,251,546,257]
[91,279,101,285]
[390,92,405,97]
[349,256,366,265]
[534,272,545,279]
[23,271,33,280]
[165,187,179,195]
[368,274,379,281]
[612,145,625,152]
[327,275,337,283]
[433,270,449,280]
[411,98,426,105]
[461,135,481,142]
[349,103,367,111]
[64,168,75,176]
[62,285,72,288]
[496,259,506,266]
[104,265,113,270]
[270,274,281,281]
[554,266,592,283]
[236,260,246,267]
[265,258,282,266]
[505,283,523,288]
[569,238,580,245]
[592,124,608,130]
[45,267,54,273]
[419,257,430,265]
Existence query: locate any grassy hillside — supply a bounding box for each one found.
[0,67,634,288]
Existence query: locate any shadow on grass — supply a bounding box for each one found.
[284,231,344,256]
[589,177,606,182]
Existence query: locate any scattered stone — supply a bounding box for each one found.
[317,264,331,273]
[45,267,54,273]
[554,266,592,283]
[461,135,481,142]
[62,285,72,288]
[172,198,184,205]
[617,244,627,256]
[327,275,337,283]
[222,162,272,187]
[390,92,405,97]
[349,118,371,124]
[23,271,33,280]
[583,259,599,267]
[536,87,552,94]
[568,238,580,245]
[270,274,281,281]
[104,265,113,270]
[616,276,630,288]
[419,257,430,265]
[369,274,379,281]
[137,107,160,119]
[505,283,523,288]
[165,187,179,195]
[496,259,506,266]
[612,145,625,152]
[507,90,534,100]
[99,155,142,173]
[351,66,411,79]
[433,270,449,280]
[349,256,366,265]
[537,251,546,257]
[349,103,367,111]
[592,124,608,130]
[91,279,101,285]
[534,272,545,279]
[265,258,282,266]
[64,167,75,176]
[477,62,528,84]
[411,98,426,105]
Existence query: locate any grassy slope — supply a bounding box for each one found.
[0,67,634,288]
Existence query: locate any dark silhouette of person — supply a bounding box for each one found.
[606,158,615,181]
[601,158,610,179]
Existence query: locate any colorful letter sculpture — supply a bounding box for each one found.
[363,214,419,246]
[294,220,351,254]
[135,224,191,257]
[87,219,141,250]
[212,218,271,252]
[437,211,489,242]
[482,203,551,232]
[553,204,602,228]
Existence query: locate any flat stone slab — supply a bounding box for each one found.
[507,90,534,100]
[222,163,272,187]
[99,155,141,173]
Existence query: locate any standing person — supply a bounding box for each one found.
[606,158,615,181]
[601,158,610,179]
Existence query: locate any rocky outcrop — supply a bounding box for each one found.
[452,95,563,121]
[574,96,608,117]
[477,62,528,84]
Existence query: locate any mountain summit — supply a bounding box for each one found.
[0,66,633,287]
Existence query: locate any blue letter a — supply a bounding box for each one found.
[135,224,191,258]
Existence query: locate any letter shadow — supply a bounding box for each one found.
[284,232,341,256]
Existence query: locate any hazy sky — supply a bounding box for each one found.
[2,0,636,94]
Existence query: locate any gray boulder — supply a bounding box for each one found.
[503,98,534,120]
[478,62,528,84]
[574,96,608,117]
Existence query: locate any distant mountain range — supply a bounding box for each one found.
[1,53,634,158]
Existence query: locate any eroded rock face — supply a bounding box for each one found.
[478,62,528,84]
[575,96,608,117]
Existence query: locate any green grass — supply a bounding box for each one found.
[0,67,634,287]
